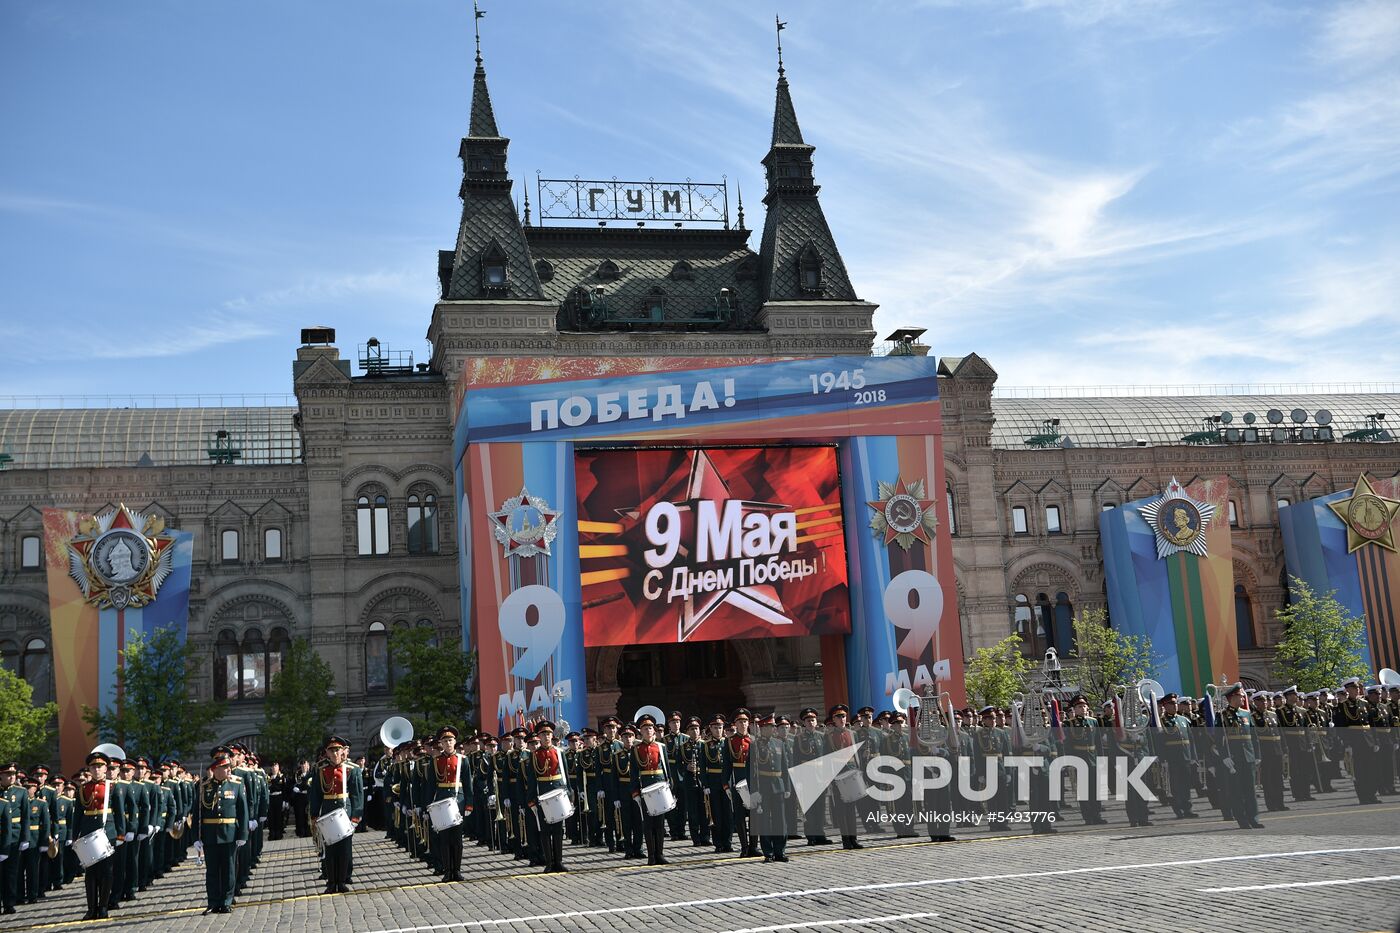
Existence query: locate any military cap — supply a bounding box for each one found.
[619,724,637,736]
[83,753,107,767]
[1160,693,1178,703]
[979,705,996,716]
[30,764,49,776]
[777,715,792,726]
[136,756,151,768]
[22,774,39,787]
[1224,683,1245,698]
[602,716,620,727]
[510,727,528,738]
[732,708,751,721]
[436,725,462,741]
[482,734,499,744]
[1069,695,1089,706]
[874,710,892,723]
[211,752,232,768]
[668,711,683,721]
[1341,676,1362,687]
[324,735,349,749]
[800,707,819,719]
[757,713,776,726]
[565,731,580,740]
[856,706,875,716]
[684,716,702,728]
[828,703,850,716]
[581,727,598,736]
[635,714,657,727]
[708,713,727,726]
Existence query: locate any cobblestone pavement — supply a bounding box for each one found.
[8,791,1399,933]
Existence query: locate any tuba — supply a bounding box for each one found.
[1116,682,1150,739]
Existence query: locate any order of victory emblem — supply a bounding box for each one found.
[489,486,561,559]
[66,504,177,610]
[1140,477,1215,559]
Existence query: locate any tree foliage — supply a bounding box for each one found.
[82,628,224,761]
[963,635,1035,708]
[0,666,58,765]
[390,626,476,738]
[1069,608,1160,708]
[259,637,341,767]
[1274,576,1370,692]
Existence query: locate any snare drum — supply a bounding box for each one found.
[426,797,463,832]
[641,781,676,817]
[835,767,867,804]
[734,779,751,809]
[316,808,354,845]
[538,788,574,825]
[74,829,114,869]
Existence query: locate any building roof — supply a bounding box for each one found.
[990,394,1399,449]
[0,407,301,470]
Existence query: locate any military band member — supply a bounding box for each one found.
[701,714,735,852]
[1249,691,1286,811]
[308,736,363,894]
[579,730,604,848]
[51,777,75,889]
[431,726,471,882]
[1218,683,1263,829]
[193,751,247,914]
[1366,684,1396,795]
[1334,677,1381,804]
[613,724,643,859]
[1157,694,1198,817]
[562,732,583,846]
[73,753,121,920]
[825,705,863,850]
[472,733,497,849]
[1063,695,1107,825]
[17,775,48,905]
[632,715,671,865]
[267,762,288,841]
[663,712,688,842]
[792,708,832,846]
[677,717,710,847]
[524,721,566,873]
[750,714,791,862]
[728,709,756,858]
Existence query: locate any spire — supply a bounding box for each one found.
[469,2,500,138]
[771,17,805,146]
[736,182,746,231]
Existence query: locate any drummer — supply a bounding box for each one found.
[528,721,568,874]
[632,714,671,866]
[193,750,247,915]
[75,752,123,920]
[430,726,470,883]
[308,736,363,895]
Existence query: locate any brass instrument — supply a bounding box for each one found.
[46,835,59,859]
[1011,688,1050,747]
[703,788,713,828]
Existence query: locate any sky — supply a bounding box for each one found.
[2,0,1398,400]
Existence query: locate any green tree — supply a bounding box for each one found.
[390,626,476,737]
[1069,608,1160,708]
[963,635,1035,708]
[82,628,224,761]
[1274,576,1370,692]
[0,666,58,764]
[259,638,341,767]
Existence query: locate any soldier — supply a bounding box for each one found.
[613,723,643,859]
[308,736,363,894]
[700,714,734,852]
[972,706,1009,828]
[431,725,470,882]
[663,711,688,842]
[1334,677,1381,804]
[1063,695,1107,825]
[471,733,496,849]
[526,721,568,873]
[1157,693,1198,818]
[267,762,288,841]
[109,758,140,909]
[17,774,48,905]
[791,708,831,846]
[1218,683,1263,829]
[1366,684,1396,795]
[728,709,757,858]
[883,712,918,837]
[1250,691,1287,811]
[631,715,670,865]
[825,704,863,850]
[73,753,120,920]
[149,767,172,881]
[290,759,311,837]
[26,765,59,898]
[51,777,75,889]
[750,713,791,862]
[676,717,710,847]
[193,750,247,915]
[1275,687,1316,802]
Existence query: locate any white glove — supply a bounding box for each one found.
[148,824,156,836]
[137,832,148,841]
[19,842,29,852]
[750,791,761,806]
[596,790,605,801]
[1224,759,1236,774]
[66,840,73,847]
[487,795,496,807]
[125,832,135,842]
[236,838,246,848]
[193,841,204,857]
[249,819,258,830]
[503,800,511,809]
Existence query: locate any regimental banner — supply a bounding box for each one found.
[456,355,964,728]
[42,506,194,773]
[1280,475,1400,676]
[1099,477,1236,697]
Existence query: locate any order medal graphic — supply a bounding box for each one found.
[65,504,177,610]
[1327,474,1400,554]
[1140,477,1215,559]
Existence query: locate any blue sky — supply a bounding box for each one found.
[2,0,1397,399]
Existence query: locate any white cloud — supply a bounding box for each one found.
[1316,0,1400,73]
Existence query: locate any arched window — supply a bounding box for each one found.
[417,618,439,648]
[645,287,667,320]
[407,492,439,554]
[267,627,289,687]
[216,629,240,700]
[20,535,41,569]
[1235,584,1257,649]
[21,637,51,704]
[264,527,283,562]
[242,629,267,699]
[357,493,389,556]
[1036,593,1055,650]
[946,482,958,536]
[366,622,389,693]
[221,529,239,563]
[215,628,281,701]
[1101,502,1117,511]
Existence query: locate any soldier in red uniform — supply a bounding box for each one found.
[728,709,756,859]
[308,737,363,895]
[431,726,470,883]
[632,715,671,866]
[528,722,568,873]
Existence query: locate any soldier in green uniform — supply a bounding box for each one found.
[750,713,791,862]
[75,752,123,920]
[663,712,688,842]
[109,758,140,909]
[0,781,13,917]
[26,766,58,898]
[1157,693,1199,817]
[1063,695,1107,825]
[1366,684,1395,795]
[678,716,712,847]
[1250,692,1286,811]
[598,718,624,853]
[51,777,75,889]
[193,751,248,914]
[613,723,643,859]
[1217,683,1263,829]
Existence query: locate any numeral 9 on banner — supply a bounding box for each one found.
[499,584,566,680]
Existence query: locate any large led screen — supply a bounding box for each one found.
[575,446,853,646]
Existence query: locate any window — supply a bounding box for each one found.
[480,239,509,291]
[646,287,666,319]
[1276,498,1290,511]
[946,482,958,537]
[1012,593,1049,657]
[215,628,286,701]
[1053,592,1075,654]
[221,529,239,563]
[1045,505,1062,534]
[797,242,823,292]
[407,493,439,554]
[1011,506,1028,534]
[0,641,16,673]
[21,638,51,704]
[1228,500,1239,527]
[1234,585,1257,649]
[20,535,40,569]
[366,622,389,692]
[264,527,283,562]
[357,494,389,556]
[1101,502,1116,511]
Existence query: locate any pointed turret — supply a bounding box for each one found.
[440,14,541,301]
[757,55,856,303]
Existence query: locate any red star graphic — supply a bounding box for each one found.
[868,477,935,546]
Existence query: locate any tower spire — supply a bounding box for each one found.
[736,182,746,231]
[776,16,786,77]
[469,2,499,137]
[474,0,484,65]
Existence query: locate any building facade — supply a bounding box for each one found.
[2,39,1397,751]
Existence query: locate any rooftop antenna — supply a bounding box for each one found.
[776,16,786,77]
[474,0,485,65]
